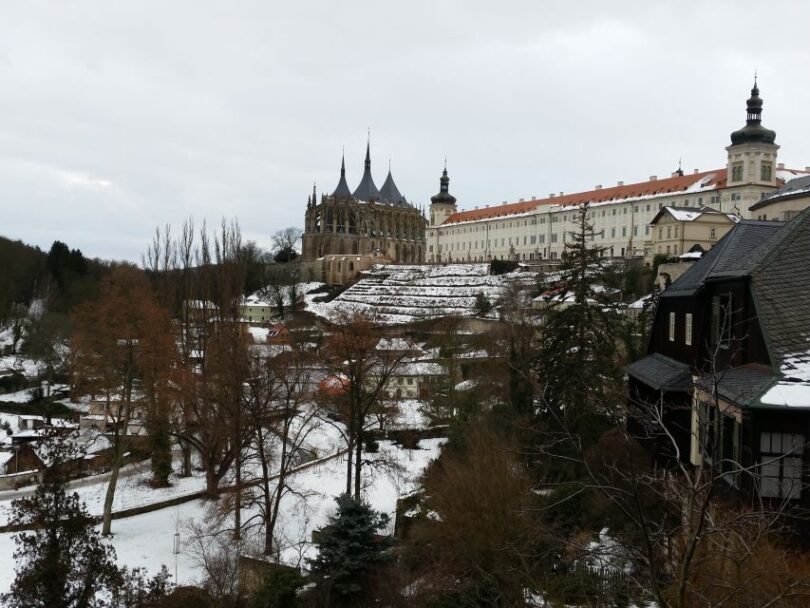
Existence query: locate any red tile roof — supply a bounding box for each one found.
[442,169,729,225]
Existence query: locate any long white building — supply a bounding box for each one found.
[427,82,809,263]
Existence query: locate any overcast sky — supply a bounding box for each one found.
[1,1,809,262]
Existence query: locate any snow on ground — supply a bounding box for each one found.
[305,264,536,324]
[0,354,43,380]
[389,399,430,430]
[0,437,445,593]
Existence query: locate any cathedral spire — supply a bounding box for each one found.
[353,133,381,202]
[331,150,352,198]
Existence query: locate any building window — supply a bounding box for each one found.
[761,161,773,182]
[758,432,804,499]
[731,162,744,182]
[667,226,672,239]
[551,233,557,243]
[668,312,675,341]
[685,313,693,346]
[710,227,717,239]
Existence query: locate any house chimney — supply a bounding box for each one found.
[694,168,699,174]
[550,193,556,198]
[617,180,624,186]
[806,166,810,172]
[485,204,489,208]
[649,175,658,182]
[778,163,785,169]
[595,184,602,190]
[519,198,524,202]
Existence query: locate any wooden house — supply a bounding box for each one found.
[627,209,810,505]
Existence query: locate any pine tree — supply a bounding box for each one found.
[2,438,173,608]
[307,494,392,606]
[537,204,623,426]
[2,435,120,608]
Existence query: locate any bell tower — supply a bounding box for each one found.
[429,162,458,227]
[726,78,779,189]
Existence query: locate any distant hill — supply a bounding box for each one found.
[0,235,113,322]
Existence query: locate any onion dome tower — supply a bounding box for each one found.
[730,79,777,145]
[726,78,779,187]
[352,140,381,202]
[429,162,457,227]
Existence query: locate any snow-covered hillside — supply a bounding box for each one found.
[306,264,537,324]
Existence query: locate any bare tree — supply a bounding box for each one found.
[71,265,176,535]
[318,311,409,500]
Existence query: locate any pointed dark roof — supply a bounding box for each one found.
[352,141,381,202]
[430,166,456,205]
[379,169,410,207]
[730,80,776,145]
[331,154,352,199]
[661,220,784,298]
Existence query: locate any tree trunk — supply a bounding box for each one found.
[205,463,219,498]
[101,450,122,536]
[345,435,354,496]
[181,438,192,478]
[353,426,363,501]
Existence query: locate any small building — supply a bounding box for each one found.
[240,295,276,322]
[628,209,810,505]
[749,174,810,222]
[386,361,444,400]
[648,206,738,260]
[0,443,42,475]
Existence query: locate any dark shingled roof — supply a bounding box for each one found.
[702,364,775,408]
[745,207,810,375]
[666,206,810,382]
[750,175,810,211]
[353,142,381,202]
[331,156,353,199]
[379,171,410,207]
[627,353,692,392]
[661,220,784,297]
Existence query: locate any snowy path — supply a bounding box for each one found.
[0,439,444,593]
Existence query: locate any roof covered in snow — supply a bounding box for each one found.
[750,175,810,211]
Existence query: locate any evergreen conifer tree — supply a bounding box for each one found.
[537,203,623,426]
[307,494,392,606]
[2,434,120,608]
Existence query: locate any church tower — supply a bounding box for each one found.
[726,79,779,189]
[429,163,457,227]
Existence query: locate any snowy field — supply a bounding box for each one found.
[0,438,444,594]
